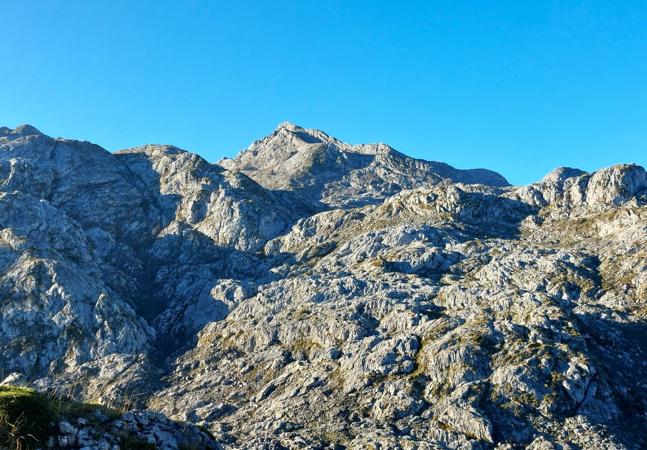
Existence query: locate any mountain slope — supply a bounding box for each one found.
[0,124,645,449]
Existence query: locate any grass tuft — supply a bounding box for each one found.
[0,385,121,450]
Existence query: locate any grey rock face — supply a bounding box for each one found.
[1,123,646,449]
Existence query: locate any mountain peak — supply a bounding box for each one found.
[541,167,587,183]
[269,122,335,146]
[276,121,303,132]
[225,124,511,205]
[0,124,45,138]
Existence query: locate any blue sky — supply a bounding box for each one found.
[1,1,646,185]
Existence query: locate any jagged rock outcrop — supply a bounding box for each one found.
[1,123,646,449]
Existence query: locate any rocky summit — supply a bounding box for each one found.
[0,123,646,449]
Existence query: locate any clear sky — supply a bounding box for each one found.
[1,1,646,185]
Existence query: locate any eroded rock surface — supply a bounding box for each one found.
[1,123,646,449]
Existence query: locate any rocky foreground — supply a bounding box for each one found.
[0,123,645,449]
[48,409,218,450]
[0,384,219,449]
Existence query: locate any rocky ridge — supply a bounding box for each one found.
[0,123,646,449]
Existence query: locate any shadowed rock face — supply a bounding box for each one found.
[1,123,646,449]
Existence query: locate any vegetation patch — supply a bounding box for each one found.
[0,385,120,450]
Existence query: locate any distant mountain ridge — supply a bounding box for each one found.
[221,122,509,207]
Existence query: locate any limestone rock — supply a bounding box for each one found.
[0,123,645,449]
